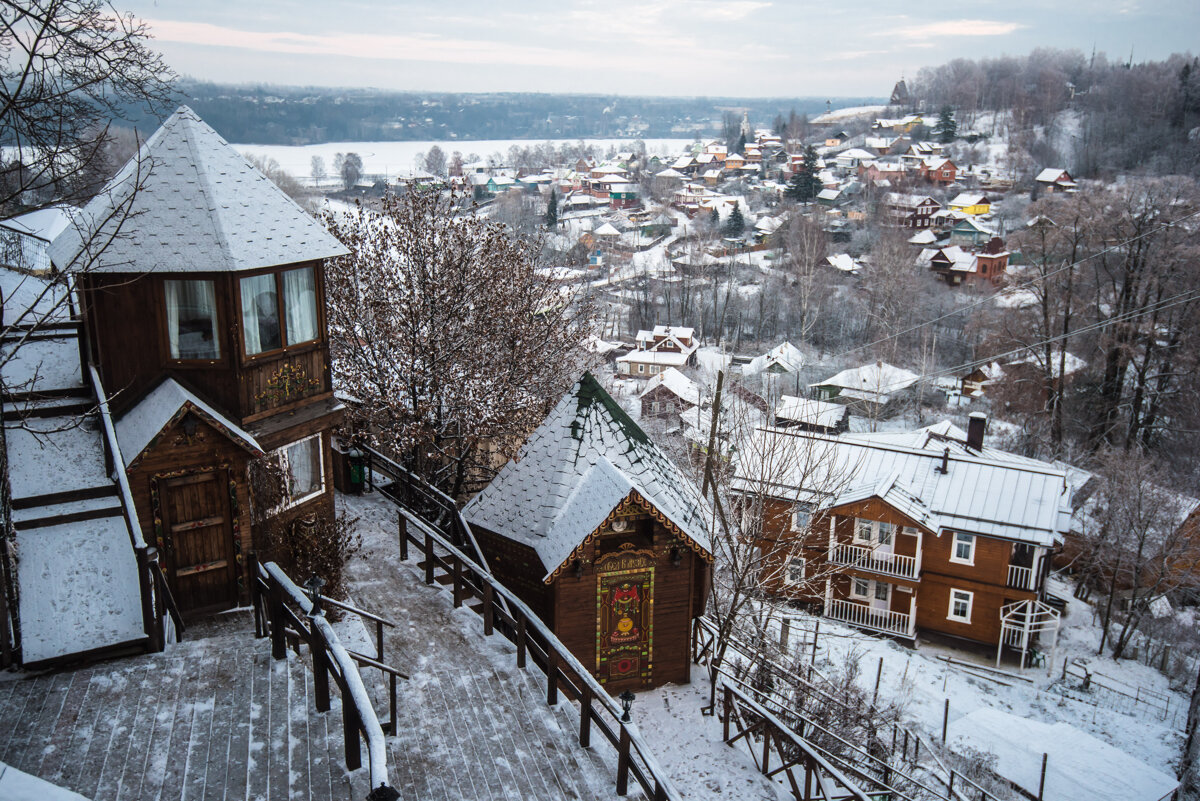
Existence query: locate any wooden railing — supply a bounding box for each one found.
[389,499,679,800]
[829,543,918,580]
[826,598,915,639]
[1006,564,1034,591]
[250,559,402,799]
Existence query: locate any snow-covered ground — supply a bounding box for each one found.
[234,138,696,183]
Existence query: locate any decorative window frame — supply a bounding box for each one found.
[950,532,976,565]
[947,589,973,623]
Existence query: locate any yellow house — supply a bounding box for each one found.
[948,192,991,216]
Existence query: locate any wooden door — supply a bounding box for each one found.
[596,558,654,686]
[159,470,238,617]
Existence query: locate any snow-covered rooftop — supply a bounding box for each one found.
[743,342,805,376]
[640,367,702,407]
[464,373,713,581]
[49,106,348,274]
[773,396,845,428]
[812,362,919,400]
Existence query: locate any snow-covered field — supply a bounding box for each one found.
[233,138,697,183]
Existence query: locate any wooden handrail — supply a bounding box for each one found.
[392,503,679,800]
[87,365,145,549]
[149,559,185,640]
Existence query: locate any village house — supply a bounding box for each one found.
[918,157,958,186]
[1035,168,1077,194]
[737,415,1069,665]
[639,366,702,425]
[884,192,941,228]
[861,160,908,186]
[922,237,1010,286]
[464,373,713,690]
[948,192,992,216]
[809,361,921,415]
[949,216,996,247]
[772,396,849,434]
[2,107,348,665]
[616,325,699,377]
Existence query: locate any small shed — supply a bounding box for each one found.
[464,373,713,691]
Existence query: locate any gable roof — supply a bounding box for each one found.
[812,362,919,400]
[50,106,348,274]
[115,377,263,469]
[463,373,713,581]
[744,342,805,376]
[640,367,702,406]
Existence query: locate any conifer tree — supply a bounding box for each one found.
[545,188,558,229]
[934,105,957,143]
[710,207,720,229]
[786,145,821,203]
[725,204,745,237]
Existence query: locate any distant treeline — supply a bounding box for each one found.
[127,83,880,145]
[911,49,1200,178]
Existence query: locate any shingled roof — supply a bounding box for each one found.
[464,373,713,582]
[50,106,347,274]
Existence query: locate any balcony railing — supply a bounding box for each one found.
[830,543,918,580]
[1007,564,1034,591]
[826,598,916,639]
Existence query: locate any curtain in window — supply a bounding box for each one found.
[285,437,321,499]
[283,266,319,345]
[241,273,280,355]
[165,279,220,359]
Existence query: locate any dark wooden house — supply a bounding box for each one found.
[49,106,348,620]
[464,373,713,691]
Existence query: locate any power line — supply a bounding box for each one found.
[826,206,1200,364]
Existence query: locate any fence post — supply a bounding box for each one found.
[1038,752,1048,800]
[546,649,559,706]
[312,619,330,712]
[780,617,791,652]
[579,686,592,747]
[398,514,408,562]
[452,555,463,608]
[723,685,732,742]
[873,656,883,705]
[483,583,495,636]
[269,580,286,660]
[812,620,820,664]
[343,694,362,771]
[424,533,435,585]
[616,725,632,796]
[942,698,950,743]
[516,614,527,669]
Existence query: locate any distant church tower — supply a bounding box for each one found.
[740,110,751,139]
[890,77,911,107]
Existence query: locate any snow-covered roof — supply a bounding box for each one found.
[817,188,841,201]
[744,342,805,376]
[655,168,687,179]
[948,708,1177,801]
[774,396,845,428]
[812,362,920,401]
[115,377,263,468]
[617,349,691,367]
[593,222,621,236]
[639,367,702,407]
[49,106,348,274]
[949,192,988,207]
[908,229,938,245]
[734,425,1071,546]
[826,254,861,273]
[464,373,713,581]
[1036,167,1070,182]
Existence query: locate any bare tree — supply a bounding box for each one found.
[310,155,326,187]
[322,190,596,497]
[424,145,446,177]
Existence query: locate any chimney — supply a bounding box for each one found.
[967,412,987,451]
[938,447,950,474]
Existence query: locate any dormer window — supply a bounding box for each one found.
[239,266,320,357]
[165,279,220,360]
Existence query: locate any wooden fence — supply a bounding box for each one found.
[359,444,680,801]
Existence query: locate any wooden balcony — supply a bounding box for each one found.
[1007,564,1035,591]
[826,597,916,639]
[829,542,918,580]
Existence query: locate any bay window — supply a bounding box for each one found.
[240,265,320,356]
[165,279,220,360]
[276,434,325,509]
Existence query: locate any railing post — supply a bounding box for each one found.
[376,619,385,663]
[398,514,408,562]
[723,685,732,741]
[452,555,462,608]
[388,672,397,735]
[483,583,495,636]
[269,580,286,660]
[312,618,331,712]
[616,724,631,796]
[546,649,559,706]
[516,614,527,669]
[424,533,435,585]
[579,686,592,747]
[343,693,362,771]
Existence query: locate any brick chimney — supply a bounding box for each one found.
[967,412,987,451]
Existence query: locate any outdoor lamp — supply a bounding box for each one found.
[619,690,636,722]
[367,783,401,801]
[670,546,682,567]
[303,574,326,615]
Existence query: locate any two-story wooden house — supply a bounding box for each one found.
[48,106,348,620]
[736,414,1071,667]
[616,325,699,378]
[883,193,941,229]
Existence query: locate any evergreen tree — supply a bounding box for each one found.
[710,207,720,229]
[735,132,747,155]
[545,188,558,229]
[786,145,821,203]
[934,105,957,143]
[725,204,745,237]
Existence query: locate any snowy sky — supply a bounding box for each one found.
[125,0,1197,97]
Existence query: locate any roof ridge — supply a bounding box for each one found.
[178,110,235,268]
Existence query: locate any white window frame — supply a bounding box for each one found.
[637,363,645,374]
[850,578,870,600]
[947,589,973,623]
[854,517,896,546]
[877,520,895,546]
[785,557,806,587]
[874,581,890,602]
[853,518,873,544]
[791,505,812,532]
[275,434,325,511]
[950,532,975,565]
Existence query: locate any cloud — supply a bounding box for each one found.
[891,19,1026,39]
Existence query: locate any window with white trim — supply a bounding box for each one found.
[851,578,870,599]
[786,557,806,586]
[276,434,325,509]
[874,581,890,602]
[948,589,973,622]
[853,518,873,544]
[791,504,812,532]
[950,532,975,565]
[877,521,895,546]
[854,517,896,546]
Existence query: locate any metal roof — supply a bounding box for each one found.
[50,106,348,274]
[464,373,713,581]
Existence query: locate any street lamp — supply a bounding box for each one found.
[303,574,326,615]
[619,690,636,723]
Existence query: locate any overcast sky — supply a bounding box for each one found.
[126,0,1197,97]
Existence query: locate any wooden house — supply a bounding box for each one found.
[810,362,920,415]
[1035,168,1077,194]
[639,367,702,424]
[616,325,699,378]
[948,193,992,216]
[919,157,957,186]
[49,107,348,620]
[464,373,713,690]
[884,193,940,228]
[736,415,1069,665]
